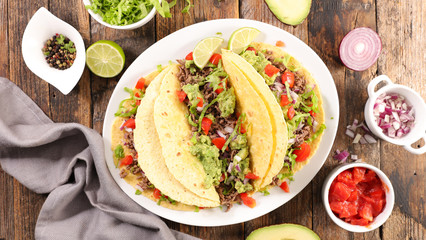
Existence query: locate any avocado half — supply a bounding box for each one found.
[246,223,320,240]
[265,0,312,26]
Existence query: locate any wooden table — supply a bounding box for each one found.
[1,0,424,239]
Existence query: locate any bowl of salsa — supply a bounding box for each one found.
[322,162,394,232]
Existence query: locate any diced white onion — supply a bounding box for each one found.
[224,126,234,133]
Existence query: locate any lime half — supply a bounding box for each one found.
[86,40,125,78]
[228,27,261,54]
[193,37,224,69]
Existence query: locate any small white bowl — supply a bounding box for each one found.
[364,75,426,154]
[22,7,86,95]
[322,162,395,233]
[82,0,158,30]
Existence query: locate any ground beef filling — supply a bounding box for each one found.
[120,115,152,189]
[177,60,248,210]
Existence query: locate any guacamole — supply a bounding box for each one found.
[241,50,277,85]
[217,87,236,118]
[182,84,203,107]
[190,135,222,189]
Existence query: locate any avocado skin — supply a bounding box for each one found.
[246,223,320,240]
[265,0,312,26]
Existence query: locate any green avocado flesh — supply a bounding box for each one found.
[246,224,320,240]
[265,0,312,26]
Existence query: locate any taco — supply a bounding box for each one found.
[221,42,326,187]
[153,53,286,210]
[111,49,287,210]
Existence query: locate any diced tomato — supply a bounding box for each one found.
[135,92,141,98]
[329,201,344,215]
[212,137,226,150]
[350,218,369,226]
[240,193,256,208]
[135,92,141,106]
[197,97,204,107]
[372,199,385,217]
[246,47,257,54]
[281,71,295,88]
[347,190,358,202]
[123,118,136,129]
[280,94,290,106]
[219,173,225,182]
[309,110,316,117]
[199,207,205,210]
[339,202,358,218]
[280,181,290,193]
[293,142,311,162]
[287,106,295,120]
[215,81,226,94]
[245,172,260,180]
[201,117,212,135]
[264,64,280,77]
[368,185,385,200]
[153,188,162,200]
[337,170,355,187]
[176,90,187,102]
[185,52,193,60]
[330,182,353,202]
[120,155,133,167]
[209,53,222,65]
[135,78,145,90]
[240,123,247,134]
[353,167,366,184]
[361,170,377,182]
[359,202,373,221]
[276,40,285,47]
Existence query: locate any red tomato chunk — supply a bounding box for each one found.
[328,167,386,226]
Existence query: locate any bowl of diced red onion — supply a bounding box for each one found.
[364,75,426,154]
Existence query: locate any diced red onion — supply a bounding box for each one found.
[235,164,241,172]
[226,175,235,185]
[364,134,377,143]
[227,163,234,173]
[374,92,415,138]
[297,121,304,130]
[119,120,126,130]
[353,133,362,143]
[224,126,234,133]
[339,27,382,71]
[124,127,133,133]
[334,150,350,162]
[217,130,226,139]
[290,91,298,103]
[288,138,295,144]
[359,136,367,144]
[196,106,203,112]
[243,178,249,185]
[313,120,319,132]
[345,129,355,139]
[351,155,358,160]
[234,155,242,162]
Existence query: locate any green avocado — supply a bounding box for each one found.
[246,223,320,240]
[265,0,312,26]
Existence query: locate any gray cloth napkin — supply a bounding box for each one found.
[0,78,199,240]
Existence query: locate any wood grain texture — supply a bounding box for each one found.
[377,0,426,239]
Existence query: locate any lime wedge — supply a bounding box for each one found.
[228,27,261,54]
[193,37,224,69]
[86,40,125,78]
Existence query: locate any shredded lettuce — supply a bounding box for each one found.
[114,87,143,117]
[307,124,326,142]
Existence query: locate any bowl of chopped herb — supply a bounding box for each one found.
[22,7,86,95]
[83,0,159,30]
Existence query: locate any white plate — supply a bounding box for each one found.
[102,19,339,227]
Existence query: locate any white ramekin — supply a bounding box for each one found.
[322,162,395,233]
[82,0,158,30]
[364,75,426,154]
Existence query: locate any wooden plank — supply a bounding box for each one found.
[154,0,239,238]
[376,0,426,239]
[48,0,92,126]
[239,0,312,238]
[0,0,9,79]
[7,1,50,240]
[309,0,380,239]
[90,17,156,133]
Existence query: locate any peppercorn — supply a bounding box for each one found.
[42,33,76,70]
